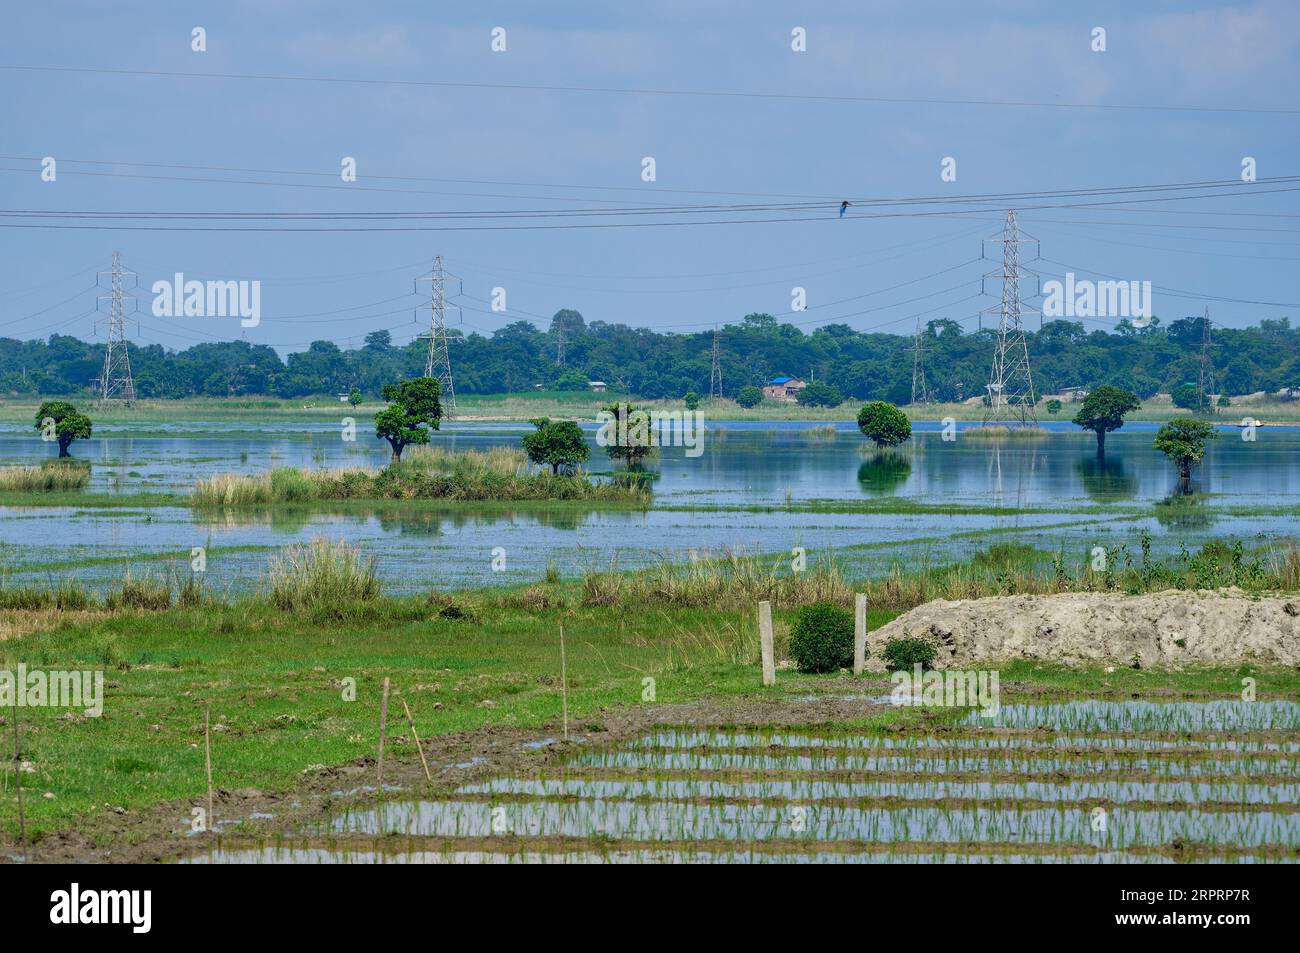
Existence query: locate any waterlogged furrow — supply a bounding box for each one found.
[633,731,1300,755]
[460,776,1300,806]
[327,800,1300,847]
[567,750,1300,778]
[182,846,1283,864]
[967,700,1300,733]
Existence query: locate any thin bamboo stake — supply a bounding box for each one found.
[12,695,25,860]
[204,703,214,833]
[401,698,432,783]
[377,677,390,784]
[559,624,569,741]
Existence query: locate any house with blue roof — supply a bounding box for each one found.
[762,376,807,401]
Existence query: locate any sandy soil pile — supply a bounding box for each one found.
[867,589,1300,669]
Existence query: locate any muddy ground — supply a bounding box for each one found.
[4,690,929,864]
[3,658,1292,864]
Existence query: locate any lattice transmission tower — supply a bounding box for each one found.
[417,255,458,415]
[909,316,931,405]
[709,326,723,400]
[97,250,137,405]
[981,211,1039,426]
[1198,306,1216,415]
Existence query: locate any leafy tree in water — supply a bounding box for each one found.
[735,385,763,408]
[601,403,656,469]
[1154,417,1217,492]
[374,377,441,460]
[522,417,590,474]
[796,381,842,408]
[856,401,911,448]
[35,401,92,457]
[1071,385,1141,455]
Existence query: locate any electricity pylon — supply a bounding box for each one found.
[909,316,931,405]
[97,250,136,405]
[418,255,457,415]
[709,326,722,400]
[1198,306,1216,415]
[982,210,1039,426]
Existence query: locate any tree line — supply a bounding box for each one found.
[2,309,1295,401]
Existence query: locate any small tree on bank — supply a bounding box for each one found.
[796,381,843,408]
[35,400,92,457]
[856,401,912,448]
[1154,417,1217,492]
[736,385,763,408]
[1072,385,1141,455]
[374,377,441,461]
[522,417,590,474]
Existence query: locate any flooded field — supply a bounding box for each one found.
[188,699,1300,864]
[3,419,1298,594]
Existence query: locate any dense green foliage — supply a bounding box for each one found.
[601,403,656,468]
[1071,385,1141,452]
[789,602,855,673]
[5,313,1296,401]
[1154,417,1218,482]
[796,381,843,407]
[34,400,92,456]
[883,637,938,671]
[374,377,441,460]
[735,385,763,408]
[521,417,590,473]
[857,401,912,447]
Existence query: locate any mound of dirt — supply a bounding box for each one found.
[867,589,1300,670]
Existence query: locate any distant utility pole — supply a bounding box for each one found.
[556,319,566,367]
[420,254,456,415]
[709,326,722,400]
[1198,306,1216,414]
[909,316,931,405]
[98,250,136,405]
[982,210,1038,426]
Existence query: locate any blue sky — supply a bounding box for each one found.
[2,1,1297,355]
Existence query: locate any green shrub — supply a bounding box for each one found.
[789,602,854,673]
[882,637,937,671]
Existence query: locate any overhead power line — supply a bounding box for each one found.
[2,63,1295,116]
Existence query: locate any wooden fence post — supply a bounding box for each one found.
[758,600,775,687]
[853,593,868,675]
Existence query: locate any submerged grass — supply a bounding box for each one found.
[267,537,381,612]
[191,447,650,506]
[0,459,91,492]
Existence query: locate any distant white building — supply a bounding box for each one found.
[589,381,608,392]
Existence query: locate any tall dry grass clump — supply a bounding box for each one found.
[582,553,852,610]
[267,538,380,611]
[0,460,91,492]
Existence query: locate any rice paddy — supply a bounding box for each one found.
[191,698,1300,863]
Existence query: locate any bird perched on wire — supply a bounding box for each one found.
[839,201,851,218]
